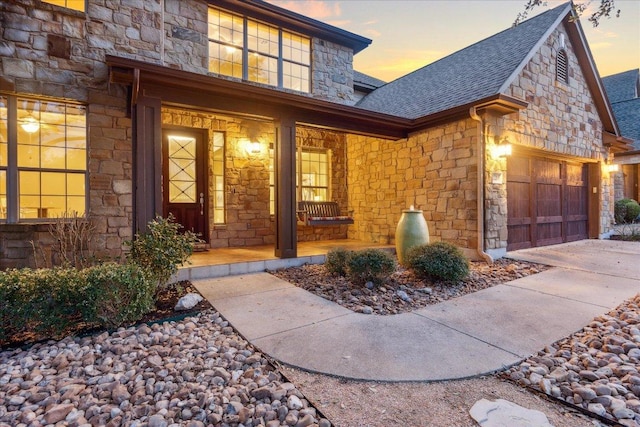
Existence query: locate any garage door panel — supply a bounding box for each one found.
[507,153,589,250]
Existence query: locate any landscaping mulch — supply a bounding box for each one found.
[270,258,549,315]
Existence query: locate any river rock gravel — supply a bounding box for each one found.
[0,310,330,427]
[506,293,640,426]
[270,258,548,315]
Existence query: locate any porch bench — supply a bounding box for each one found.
[297,201,354,226]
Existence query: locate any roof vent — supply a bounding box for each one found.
[556,50,568,84]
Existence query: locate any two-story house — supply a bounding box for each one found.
[0,0,630,268]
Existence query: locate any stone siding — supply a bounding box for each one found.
[346,119,479,254]
[0,0,360,266]
[311,39,356,104]
[500,25,613,234]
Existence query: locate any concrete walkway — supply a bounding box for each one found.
[193,240,640,382]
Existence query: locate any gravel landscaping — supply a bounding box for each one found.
[0,311,330,427]
[270,258,548,315]
[506,294,640,426]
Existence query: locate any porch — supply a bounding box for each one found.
[175,239,395,281]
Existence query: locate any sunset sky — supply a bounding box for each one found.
[267,0,640,83]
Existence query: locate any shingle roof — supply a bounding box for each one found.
[353,71,386,91]
[602,69,639,103]
[611,99,640,148]
[356,3,571,119]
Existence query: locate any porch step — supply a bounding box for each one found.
[174,253,328,281]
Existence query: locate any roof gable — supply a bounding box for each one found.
[356,3,571,119]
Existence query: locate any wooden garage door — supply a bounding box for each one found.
[507,154,588,250]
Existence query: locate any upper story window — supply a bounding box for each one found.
[41,0,85,12]
[208,7,311,93]
[0,95,87,222]
[556,49,569,84]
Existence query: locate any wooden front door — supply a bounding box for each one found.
[162,128,208,242]
[507,152,588,250]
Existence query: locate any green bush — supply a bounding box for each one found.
[126,214,200,292]
[0,263,155,344]
[81,263,155,328]
[325,247,352,276]
[615,198,640,224]
[405,242,470,283]
[346,249,395,286]
[0,267,85,341]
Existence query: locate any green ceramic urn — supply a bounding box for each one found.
[395,206,430,265]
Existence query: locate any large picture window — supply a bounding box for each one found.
[208,6,311,93]
[0,95,87,222]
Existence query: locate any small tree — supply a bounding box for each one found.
[126,214,200,294]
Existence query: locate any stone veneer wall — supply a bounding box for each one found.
[346,119,480,254]
[0,0,359,266]
[311,39,356,104]
[499,25,613,235]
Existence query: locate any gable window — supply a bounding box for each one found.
[269,146,330,215]
[0,95,87,222]
[41,0,85,12]
[556,49,568,84]
[208,6,311,93]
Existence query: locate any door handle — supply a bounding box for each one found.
[200,193,204,215]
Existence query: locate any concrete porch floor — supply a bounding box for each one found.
[175,239,394,281]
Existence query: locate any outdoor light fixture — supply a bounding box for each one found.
[494,143,512,158]
[607,163,619,173]
[246,140,261,155]
[20,116,40,134]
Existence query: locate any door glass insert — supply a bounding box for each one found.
[168,135,197,203]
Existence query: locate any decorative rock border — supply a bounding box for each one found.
[0,311,330,427]
[506,294,640,427]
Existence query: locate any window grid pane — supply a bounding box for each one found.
[208,8,244,76]
[212,132,225,224]
[41,0,85,12]
[15,98,87,219]
[0,96,6,168]
[208,7,311,93]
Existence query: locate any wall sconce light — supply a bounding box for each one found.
[491,142,512,158]
[246,140,262,156]
[607,163,619,173]
[20,116,40,134]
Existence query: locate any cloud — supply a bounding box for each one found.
[266,1,342,19]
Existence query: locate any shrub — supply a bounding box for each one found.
[0,263,155,344]
[325,247,352,276]
[346,249,395,286]
[81,263,155,328]
[615,198,640,224]
[405,242,470,283]
[126,214,200,293]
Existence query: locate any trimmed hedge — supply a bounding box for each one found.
[346,249,396,286]
[614,198,640,224]
[0,263,154,345]
[325,247,351,276]
[405,242,470,283]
